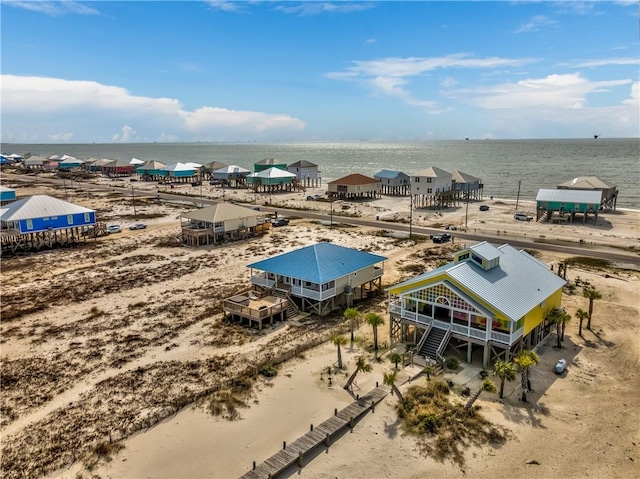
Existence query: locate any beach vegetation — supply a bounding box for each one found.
[398,380,508,466]
[575,308,589,337]
[514,350,540,403]
[331,335,348,369]
[445,357,460,370]
[388,352,403,369]
[344,355,372,391]
[364,313,385,352]
[492,360,517,399]
[343,307,360,344]
[383,370,404,403]
[423,364,437,381]
[582,285,602,330]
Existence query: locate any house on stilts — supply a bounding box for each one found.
[535,189,602,224]
[327,173,381,200]
[411,166,453,208]
[387,242,566,368]
[246,242,387,317]
[556,176,618,211]
[287,160,321,188]
[1,195,100,255]
[373,170,411,196]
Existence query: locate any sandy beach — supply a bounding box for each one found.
[1,174,639,479]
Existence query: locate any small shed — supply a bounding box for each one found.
[536,188,602,224]
[373,170,411,196]
[327,173,381,199]
[287,160,321,187]
[254,158,287,173]
[557,176,618,210]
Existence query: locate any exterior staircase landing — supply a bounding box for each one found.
[418,326,449,362]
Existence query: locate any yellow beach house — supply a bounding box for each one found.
[387,242,566,367]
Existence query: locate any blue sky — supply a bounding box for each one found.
[1,0,638,143]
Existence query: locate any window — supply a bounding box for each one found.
[457,252,470,261]
[427,188,433,194]
[426,177,432,183]
[414,177,420,183]
[84,213,90,222]
[67,215,74,225]
[26,219,33,230]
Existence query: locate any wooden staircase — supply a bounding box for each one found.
[272,285,300,319]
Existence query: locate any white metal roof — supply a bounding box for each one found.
[413,166,452,178]
[181,202,262,223]
[248,167,297,179]
[163,162,195,172]
[470,241,501,262]
[452,169,481,183]
[557,176,613,189]
[536,188,602,204]
[0,195,95,221]
[390,243,566,321]
[130,158,145,165]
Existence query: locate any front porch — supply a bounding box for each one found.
[223,291,288,330]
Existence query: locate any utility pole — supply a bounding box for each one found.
[409,194,413,240]
[515,179,522,211]
[330,198,334,229]
[465,190,470,229]
[131,185,137,218]
[63,177,68,200]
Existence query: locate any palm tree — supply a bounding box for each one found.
[583,287,602,330]
[465,378,496,410]
[365,313,385,352]
[344,355,372,391]
[383,370,404,403]
[423,364,436,381]
[344,307,360,345]
[493,359,517,399]
[332,335,348,369]
[575,308,589,337]
[514,350,540,403]
[547,308,571,348]
[388,352,403,369]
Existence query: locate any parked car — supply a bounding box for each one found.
[252,206,261,211]
[514,212,533,221]
[432,233,452,243]
[306,194,325,201]
[106,224,122,234]
[129,222,147,230]
[479,205,489,211]
[272,218,290,227]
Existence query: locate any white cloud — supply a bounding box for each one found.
[327,54,537,112]
[112,126,137,143]
[0,75,306,142]
[3,1,99,16]
[48,132,74,142]
[365,38,376,45]
[513,15,558,34]
[565,57,640,68]
[204,1,247,13]
[275,2,375,16]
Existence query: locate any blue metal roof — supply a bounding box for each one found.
[248,242,387,284]
[373,170,408,179]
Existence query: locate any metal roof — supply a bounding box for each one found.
[248,242,387,284]
[452,169,480,183]
[536,188,602,204]
[328,173,380,185]
[373,170,409,179]
[413,166,452,178]
[0,195,95,221]
[255,158,286,165]
[1,185,16,193]
[389,243,566,321]
[163,162,195,172]
[247,167,297,179]
[137,160,167,170]
[470,241,501,262]
[557,176,613,190]
[288,160,318,168]
[181,202,262,223]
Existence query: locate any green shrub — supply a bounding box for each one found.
[445,357,459,370]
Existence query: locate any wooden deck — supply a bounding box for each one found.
[240,386,388,479]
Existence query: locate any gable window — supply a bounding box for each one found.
[26,219,33,230]
[426,177,432,183]
[67,215,74,225]
[84,213,90,222]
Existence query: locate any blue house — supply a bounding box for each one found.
[247,242,387,316]
[373,170,411,195]
[1,195,96,234]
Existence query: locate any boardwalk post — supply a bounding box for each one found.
[310,424,313,431]
[283,441,286,450]
[371,401,375,413]
[376,381,379,387]
[253,461,256,470]
[298,451,304,467]
[349,416,354,430]
[325,433,331,447]
[334,408,338,416]
[356,394,359,400]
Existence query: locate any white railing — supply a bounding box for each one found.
[512,327,524,341]
[415,323,432,353]
[372,267,384,279]
[389,302,402,314]
[252,274,275,288]
[415,313,433,326]
[433,319,450,330]
[469,328,487,340]
[451,323,467,335]
[490,330,511,344]
[404,311,417,321]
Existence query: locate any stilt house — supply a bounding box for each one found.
[248,242,386,316]
[387,242,566,368]
[536,189,601,224]
[287,160,321,187]
[373,170,411,196]
[557,176,618,210]
[411,167,453,208]
[327,174,381,200]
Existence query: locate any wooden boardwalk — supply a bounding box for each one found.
[240,386,389,479]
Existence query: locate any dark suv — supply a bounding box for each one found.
[432,233,452,243]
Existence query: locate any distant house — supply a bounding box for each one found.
[102,159,135,177]
[136,160,167,178]
[411,166,453,208]
[557,176,618,210]
[536,188,601,224]
[1,195,97,254]
[180,202,270,246]
[211,165,251,188]
[387,242,566,367]
[130,158,145,166]
[86,158,112,172]
[23,155,48,170]
[327,173,381,199]
[451,170,483,200]
[247,167,297,192]
[163,162,197,179]
[373,170,411,196]
[254,158,287,173]
[287,160,321,187]
[58,157,85,170]
[0,186,17,205]
[248,242,387,316]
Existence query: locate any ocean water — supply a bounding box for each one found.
[3,138,639,208]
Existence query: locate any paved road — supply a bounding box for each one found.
[11,174,640,265]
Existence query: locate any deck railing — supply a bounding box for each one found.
[223,299,287,320]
